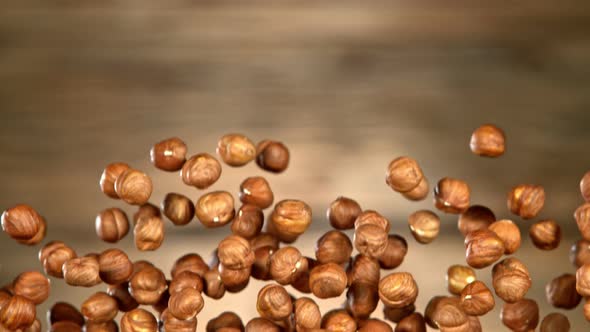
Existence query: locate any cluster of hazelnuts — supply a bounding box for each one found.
[1,125,590,331]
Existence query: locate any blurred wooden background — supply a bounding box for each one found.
[1,0,590,330]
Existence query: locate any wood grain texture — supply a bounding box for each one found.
[1,1,590,330]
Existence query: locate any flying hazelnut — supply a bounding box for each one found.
[507,184,545,219]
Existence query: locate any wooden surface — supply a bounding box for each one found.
[1,1,590,330]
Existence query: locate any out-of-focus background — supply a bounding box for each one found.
[1,0,590,330]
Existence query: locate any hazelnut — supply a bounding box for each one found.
[424,296,445,328]
[408,210,440,244]
[0,290,9,312]
[218,264,251,293]
[464,230,505,269]
[347,254,380,286]
[24,319,41,332]
[394,313,426,332]
[269,199,312,243]
[256,284,292,321]
[160,309,197,332]
[321,309,356,332]
[357,319,392,332]
[488,219,521,254]
[206,312,244,332]
[354,210,390,232]
[501,298,539,332]
[150,137,187,171]
[81,292,118,323]
[546,274,581,309]
[575,203,590,240]
[168,287,204,320]
[469,124,505,157]
[446,265,476,295]
[327,196,362,230]
[250,233,280,251]
[17,214,46,246]
[195,191,235,228]
[540,313,570,332]
[581,170,590,202]
[171,253,208,278]
[378,272,418,309]
[309,263,348,298]
[239,176,274,209]
[570,239,590,267]
[492,257,531,303]
[0,295,36,330]
[203,265,225,300]
[48,302,84,326]
[291,257,316,294]
[181,153,222,190]
[383,303,415,324]
[132,260,155,275]
[216,133,256,166]
[429,297,468,330]
[162,193,195,226]
[401,177,429,201]
[315,230,352,265]
[466,316,482,332]
[120,308,157,332]
[114,169,153,205]
[346,283,378,320]
[294,297,321,331]
[12,271,50,305]
[385,156,424,193]
[132,203,160,225]
[245,318,280,332]
[459,281,494,316]
[530,219,561,250]
[217,235,255,270]
[129,266,167,305]
[507,184,545,219]
[50,321,82,332]
[457,205,495,236]
[84,321,118,332]
[354,224,388,258]
[255,140,289,173]
[251,246,275,281]
[169,271,204,295]
[269,246,308,285]
[95,208,129,243]
[434,177,470,214]
[231,205,264,239]
[99,162,130,199]
[39,241,77,278]
[1,204,42,241]
[134,214,164,251]
[106,282,139,312]
[98,248,133,285]
[377,235,408,270]
[63,256,101,287]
